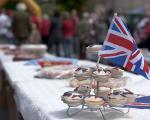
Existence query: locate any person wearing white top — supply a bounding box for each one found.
[0,10,11,38]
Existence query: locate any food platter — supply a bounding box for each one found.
[61,56,136,120]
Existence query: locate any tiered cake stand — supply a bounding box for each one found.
[64,55,130,120]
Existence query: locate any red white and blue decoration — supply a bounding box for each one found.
[128,96,150,109]
[98,14,150,80]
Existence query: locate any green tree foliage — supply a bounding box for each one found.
[3,1,17,10]
[57,0,87,11]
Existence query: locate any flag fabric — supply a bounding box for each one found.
[127,96,150,109]
[98,15,150,79]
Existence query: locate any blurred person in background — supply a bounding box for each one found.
[93,16,107,44]
[12,3,32,45]
[49,10,62,56]
[28,23,41,44]
[105,9,114,29]
[134,13,150,49]
[7,10,13,18]
[31,13,41,32]
[0,9,11,43]
[144,17,150,50]
[62,11,74,58]
[71,9,79,25]
[41,14,51,48]
[70,9,79,58]
[5,9,16,44]
[134,16,148,48]
[77,12,93,59]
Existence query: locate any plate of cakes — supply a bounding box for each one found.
[86,45,102,53]
[35,65,77,79]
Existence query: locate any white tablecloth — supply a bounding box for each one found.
[14,79,150,120]
[2,60,95,87]
[2,61,40,87]
[0,51,14,63]
[3,60,150,120]
[0,50,56,72]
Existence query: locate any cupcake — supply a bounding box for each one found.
[79,79,91,86]
[110,67,124,78]
[108,90,128,106]
[69,78,79,87]
[93,70,111,82]
[122,89,136,103]
[74,67,92,81]
[61,92,83,107]
[61,91,73,102]
[92,81,113,89]
[108,94,127,106]
[74,85,90,96]
[108,77,127,88]
[94,87,111,97]
[85,96,104,109]
[86,45,102,53]
[69,78,92,88]
[125,94,136,103]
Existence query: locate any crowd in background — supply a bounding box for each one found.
[1,3,150,59]
[134,14,150,50]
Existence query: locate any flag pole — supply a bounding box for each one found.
[96,56,101,71]
[114,13,118,16]
[96,12,118,71]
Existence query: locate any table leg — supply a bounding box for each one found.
[6,87,17,120]
[0,69,7,107]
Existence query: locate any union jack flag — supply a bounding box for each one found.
[98,15,150,79]
[127,96,150,109]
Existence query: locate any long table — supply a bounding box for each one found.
[14,80,150,120]
[0,49,56,120]
[2,59,150,120]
